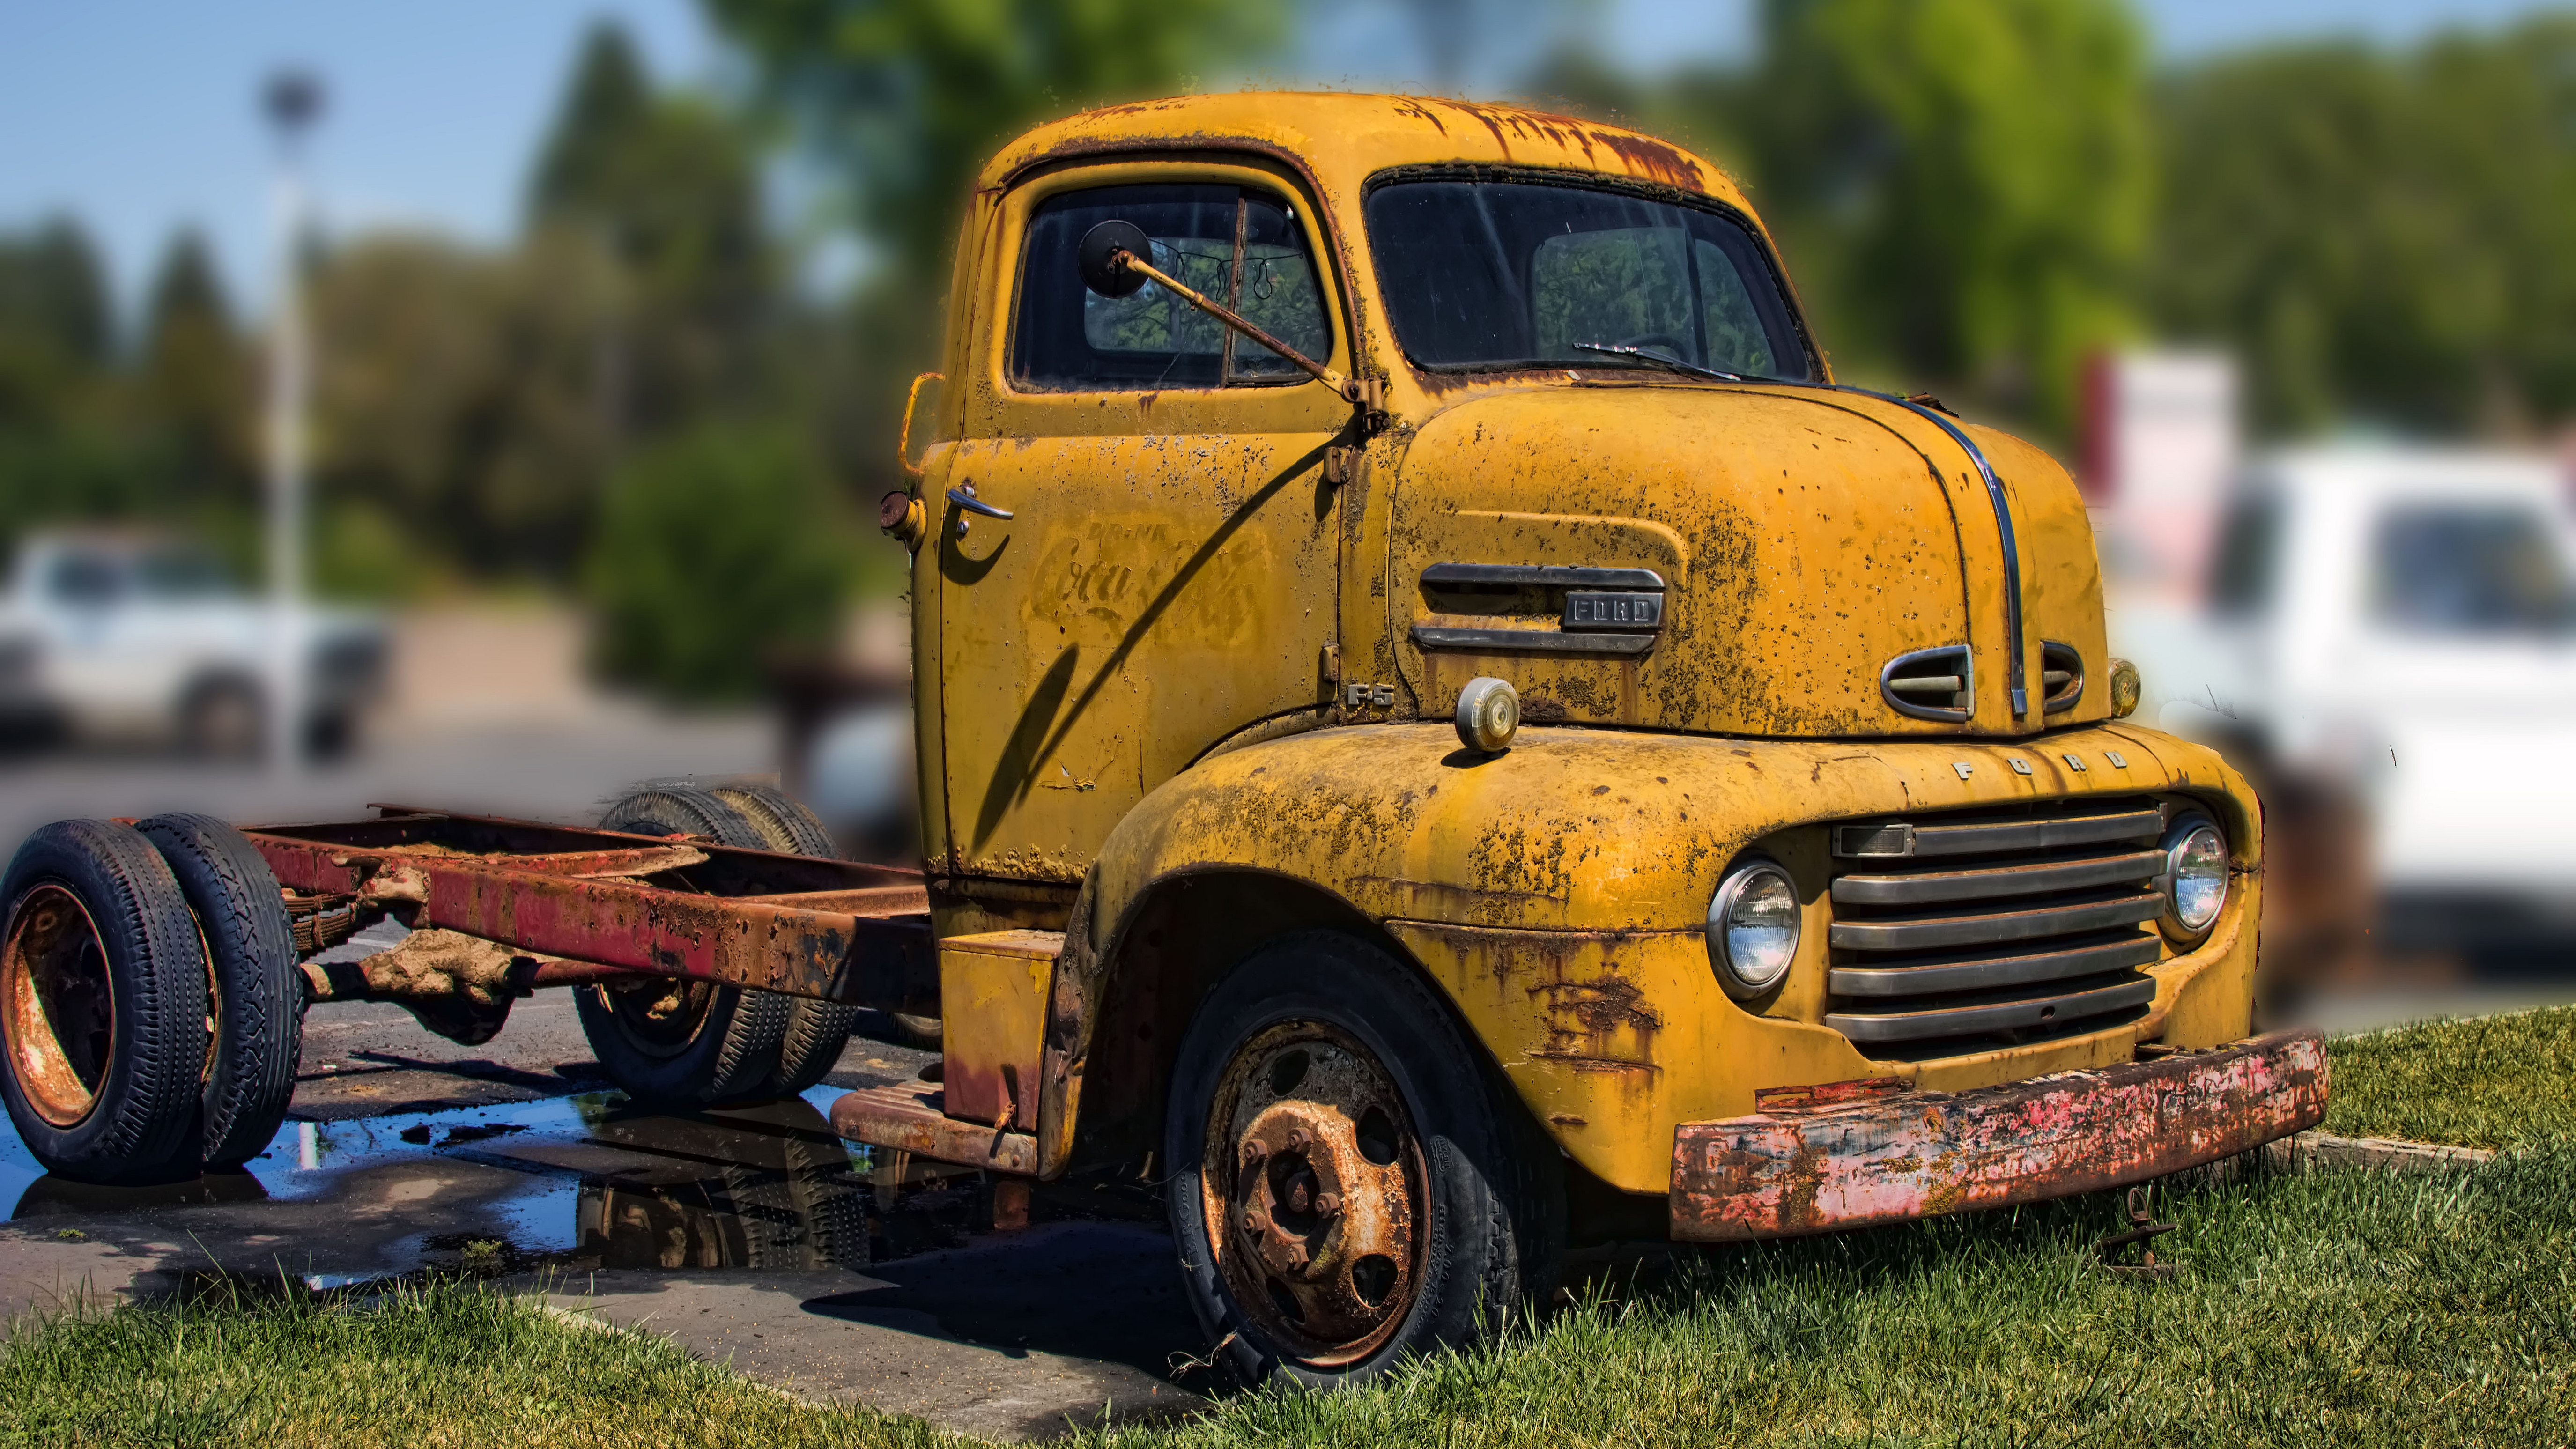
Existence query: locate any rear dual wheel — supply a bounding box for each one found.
[1165,932,1562,1386]
[0,816,301,1183]
[577,784,857,1108]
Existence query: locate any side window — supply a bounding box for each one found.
[2206,494,2281,616]
[1013,183,1329,392]
[47,553,121,608]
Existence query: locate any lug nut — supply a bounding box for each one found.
[1283,1243,1309,1269]
[1286,1128,1310,1151]
[1315,1191,1340,1214]
[1242,1207,1262,1231]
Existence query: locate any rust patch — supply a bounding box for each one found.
[1671,1030,2328,1241]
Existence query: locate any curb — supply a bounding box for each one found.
[2263,1130,2495,1172]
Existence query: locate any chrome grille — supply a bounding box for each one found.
[1825,797,2167,1057]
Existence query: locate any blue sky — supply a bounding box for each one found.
[0,0,2563,322]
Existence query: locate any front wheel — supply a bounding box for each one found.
[1163,932,1561,1386]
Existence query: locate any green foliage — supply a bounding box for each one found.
[2148,16,2576,437]
[703,0,1289,278]
[1732,0,2151,433]
[138,230,254,508]
[528,23,775,426]
[584,423,851,702]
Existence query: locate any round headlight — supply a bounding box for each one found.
[2161,814,2228,938]
[2108,658,2142,718]
[1707,858,1800,997]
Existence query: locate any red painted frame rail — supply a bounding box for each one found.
[242,807,938,1012]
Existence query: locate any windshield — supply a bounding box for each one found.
[2369,503,2576,637]
[1364,177,1812,379]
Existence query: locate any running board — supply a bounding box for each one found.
[829,1082,1038,1175]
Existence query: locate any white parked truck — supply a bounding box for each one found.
[0,529,387,756]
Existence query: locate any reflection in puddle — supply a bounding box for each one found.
[0,1085,1057,1288]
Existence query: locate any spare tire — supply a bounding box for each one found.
[134,813,302,1168]
[708,784,862,1097]
[0,820,211,1183]
[577,787,791,1108]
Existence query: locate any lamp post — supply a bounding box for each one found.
[261,70,321,774]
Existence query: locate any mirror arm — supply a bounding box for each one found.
[1112,249,1379,410]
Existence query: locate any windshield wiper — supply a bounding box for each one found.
[1571,341,1742,382]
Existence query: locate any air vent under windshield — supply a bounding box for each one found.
[1880,644,1972,723]
[2040,640,2085,713]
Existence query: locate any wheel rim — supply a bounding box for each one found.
[2,885,115,1127]
[1200,1020,1427,1367]
[596,979,718,1059]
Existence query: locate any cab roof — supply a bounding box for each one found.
[976,91,1747,211]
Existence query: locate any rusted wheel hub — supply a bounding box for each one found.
[2,885,114,1127]
[1202,1021,1424,1365]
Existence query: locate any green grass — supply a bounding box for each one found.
[0,1277,957,1449]
[5,1010,2572,1448]
[2323,1005,2576,1149]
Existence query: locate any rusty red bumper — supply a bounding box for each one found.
[1670,1029,2327,1241]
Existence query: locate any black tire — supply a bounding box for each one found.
[885,1012,945,1049]
[178,676,263,759]
[0,820,212,1183]
[576,788,791,1108]
[1163,931,1562,1387]
[134,813,303,1168]
[708,784,862,1098]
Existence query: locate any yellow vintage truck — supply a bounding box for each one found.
[0,94,2320,1387]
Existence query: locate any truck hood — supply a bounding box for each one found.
[1383,382,2107,739]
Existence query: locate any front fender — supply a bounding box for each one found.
[1048,720,2263,1192]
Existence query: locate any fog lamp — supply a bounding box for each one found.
[2160,813,2228,939]
[1707,858,1799,998]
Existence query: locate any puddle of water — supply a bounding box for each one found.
[0,1084,1129,1290]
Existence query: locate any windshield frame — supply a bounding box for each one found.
[1359,164,1825,385]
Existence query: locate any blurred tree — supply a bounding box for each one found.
[530,22,774,436]
[1726,0,2150,434]
[702,0,1289,519]
[310,232,623,584]
[0,219,152,550]
[2149,18,2576,437]
[136,229,252,507]
[0,219,114,429]
[585,422,849,701]
[704,0,1286,278]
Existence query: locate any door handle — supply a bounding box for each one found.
[947,484,1013,520]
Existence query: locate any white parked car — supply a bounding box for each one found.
[2114,446,2576,952]
[0,530,387,757]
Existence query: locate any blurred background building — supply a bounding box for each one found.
[3,0,2575,1022]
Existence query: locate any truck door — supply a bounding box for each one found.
[936,169,1353,881]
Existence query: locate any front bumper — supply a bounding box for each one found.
[1669,1029,2325,1241]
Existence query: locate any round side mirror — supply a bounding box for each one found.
[1078,220,1151,298]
